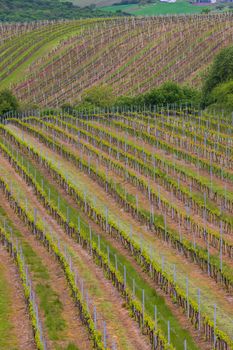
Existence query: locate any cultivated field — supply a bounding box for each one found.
[101,2,211,16]
[0,109,233,349]
[1,14,233,107]
[71,0,121,7]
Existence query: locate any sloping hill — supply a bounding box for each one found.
[0,0,112,21]
[71,0,122,7]
[1,14,233,107]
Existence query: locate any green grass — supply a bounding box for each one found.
[3,136,200,350]
[57,344,80,350]
[36,284,66,340]
[102,1,212,15]
[0,265,17,349]
[0,205,68,343]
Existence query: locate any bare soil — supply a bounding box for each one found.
[0,244,35,350]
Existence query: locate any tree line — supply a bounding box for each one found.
[0,0,117,22]
[73,45,233,112]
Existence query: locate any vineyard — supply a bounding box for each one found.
[0,108,232,350]
[1,13,233,107]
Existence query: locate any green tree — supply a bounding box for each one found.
[207,80,233,112]
[143,82,198,106]
[0,89,19,115]
[202,8,211,14]
[79,85,116,109]
[202,46,233,106]
[60,103,73,113]
[114,95,137,108]
[216,4,225,10]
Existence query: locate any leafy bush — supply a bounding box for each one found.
[77,85,116,109]
[74,82,200,110]
[0,90,19,115]
[143,82,197,106]
[202,46,233,106]
[207,80,233,112]
[61,103,74,114]
[129,82,200,108]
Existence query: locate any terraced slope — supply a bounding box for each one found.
[1,14,233,107]
[0,109,233,349]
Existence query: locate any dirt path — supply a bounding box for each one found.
[0,173,92,350]
[0,152,150,350]
[0,244,35,350]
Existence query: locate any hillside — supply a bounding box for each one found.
[1,108,233,350]
[0,0,113,21]
[2,1,233,348]
[1,14,233,107]
[71,0,122,7]
[101,1,214,16]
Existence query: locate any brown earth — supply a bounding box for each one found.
[0,244,36,350]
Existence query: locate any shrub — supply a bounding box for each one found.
[207,80,233,112]
[202,46,233,106]
[78,85,116,109]
[143,82,200,107]
[0,89,19,115]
